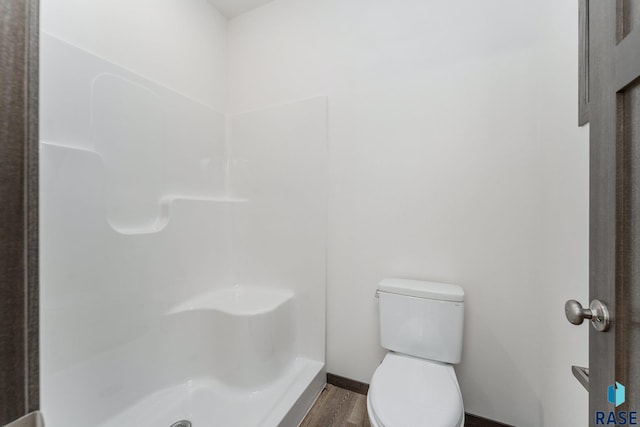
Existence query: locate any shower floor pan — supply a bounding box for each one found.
[98,358,324,427]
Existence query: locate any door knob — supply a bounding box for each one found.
[565,299,610,332]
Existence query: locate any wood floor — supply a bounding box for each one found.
[300,384,371,427]
[301,382,512,427]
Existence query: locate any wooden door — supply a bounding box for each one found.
[588,1,640,424]
[0,0,39,425]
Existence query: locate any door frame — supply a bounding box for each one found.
[0,0,40,424]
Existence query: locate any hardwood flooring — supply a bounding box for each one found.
[300,384,371,427]
[301,383,512,427]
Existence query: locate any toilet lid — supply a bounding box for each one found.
[369,353,463,427]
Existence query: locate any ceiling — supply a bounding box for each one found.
[208,0,276,19]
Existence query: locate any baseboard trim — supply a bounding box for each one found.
[326,373,514,427]
[326,373,369,395]
[464,413,514,427]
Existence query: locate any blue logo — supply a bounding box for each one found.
[609,382,626,407]
[596,382,637,425]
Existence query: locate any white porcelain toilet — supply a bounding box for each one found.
[367,278,465,427]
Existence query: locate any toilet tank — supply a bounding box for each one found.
[378,278,464,364]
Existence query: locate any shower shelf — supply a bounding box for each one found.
[41,141,247,236]
[110,195,248,235]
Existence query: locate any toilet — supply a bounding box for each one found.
[367,278,465,427]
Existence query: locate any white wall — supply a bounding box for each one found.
[537,1,590,425]
[227,1,589,425]
[41,0,228,110]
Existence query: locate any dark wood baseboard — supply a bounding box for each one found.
[464,413,514,427]
[326,373,514,427]
[326,373,369,395]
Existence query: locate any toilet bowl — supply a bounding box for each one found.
[367,352,464,427]
[367,278,465,427]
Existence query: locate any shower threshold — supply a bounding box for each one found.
[96,358,324,427]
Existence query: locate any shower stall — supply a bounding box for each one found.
[39,7,327,425]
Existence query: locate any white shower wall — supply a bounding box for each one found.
[40,1,327,425]
[40,0,228,111]
[230,99,328,362]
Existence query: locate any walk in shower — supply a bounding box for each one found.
[39,18,327,427]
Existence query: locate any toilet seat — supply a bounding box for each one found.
[367,352,464,427]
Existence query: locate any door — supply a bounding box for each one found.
[569,1,640,425]
[0,0,40,426]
